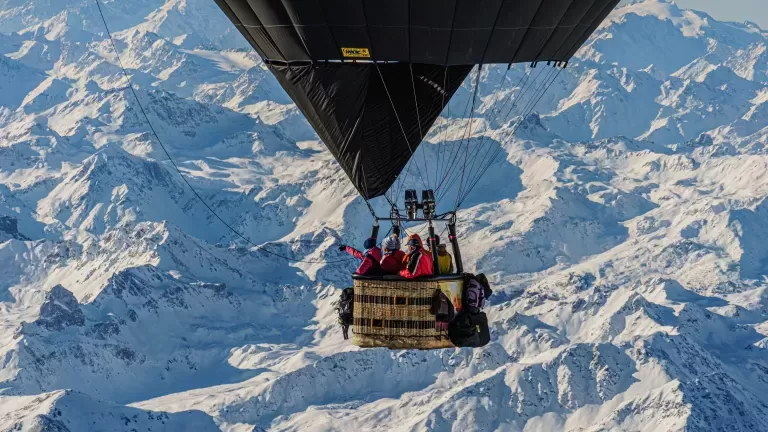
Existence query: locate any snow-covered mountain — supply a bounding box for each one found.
[2,0,768,430]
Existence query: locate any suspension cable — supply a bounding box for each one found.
[456,65,528,200]
[393,63,472,205]
[409,63,431,188]
[374,63,432,201]
[358,162,378,220]
[431,0,463,200]
[94,0,354,264]
[433,65,482,195]
[453,65,484,209]
[457,67,561,207]
[396,65,469,204]
[456,67,564,208]
[436,66,509,203]
[450,0,507,208]
[438,64,542,205]
[438,1,570,210]
[442,64,549,205]
[433,67,450,197]
[436,64,541,205]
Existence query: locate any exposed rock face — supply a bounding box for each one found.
[36,285,84,332]
[0,216,26,240]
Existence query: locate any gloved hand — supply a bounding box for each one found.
[338,244,346,251]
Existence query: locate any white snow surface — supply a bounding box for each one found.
[1,0,768,430]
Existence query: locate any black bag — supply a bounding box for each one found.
[448,310,490,348]
[430,289,455,324]
[475,273,494,299]
[463,273,494,314]
[337,288,354,340]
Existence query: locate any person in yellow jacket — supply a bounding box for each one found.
[435,238,453,274]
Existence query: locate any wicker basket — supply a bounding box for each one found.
[351,276,464,350]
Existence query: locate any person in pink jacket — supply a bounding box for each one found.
[338,237,382,275]
[380,235,406,274]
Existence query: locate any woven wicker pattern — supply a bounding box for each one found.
[351,277,463,350]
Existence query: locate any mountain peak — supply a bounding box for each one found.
[35,285,85,331]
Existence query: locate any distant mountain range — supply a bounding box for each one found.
[1,0,768,430]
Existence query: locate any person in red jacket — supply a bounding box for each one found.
[380,235,405,274]
[338,238,382,275]
[400,236,433,279]
[401,233,427,267]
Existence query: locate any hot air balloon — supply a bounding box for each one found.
[214,0,620,349]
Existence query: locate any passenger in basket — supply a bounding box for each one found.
[419,233,432,255]
[436,240,454,274]
[380,236,405,274]
[399,236,434,279]
[402,233,426,267]
[338,238,382,275]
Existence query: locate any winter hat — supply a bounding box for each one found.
[363,237,377,250]
[383,236,400,252]
[407,233,423,248]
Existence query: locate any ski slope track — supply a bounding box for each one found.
[1,0,768,430]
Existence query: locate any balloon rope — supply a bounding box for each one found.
[432,0,461,203]
[452,0,573,209]
[93,0,354,264]
[436,65,511,204]
[358,0,429,195]
[438,65,540,205]
[433,67,450,198]
[454,67,520,201]
[409,63,430,188]
[433,65,482,195]
[455,67,560,209]
[358,163,378,219]
[373,62,429,192]
[457,67,564,208]
[434,0,503,209]
[436,64,543,206]
[453,65,484,210]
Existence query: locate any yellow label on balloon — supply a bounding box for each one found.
[341,47,370,58]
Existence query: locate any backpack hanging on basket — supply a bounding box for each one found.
[448,274,493,347]
[464,274,493,314]
[430,289,455,330]
[337,288,354,340]
[448,310,490,348]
